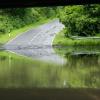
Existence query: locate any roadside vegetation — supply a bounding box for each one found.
[0,7,57,44]
[53,29,100,46]
[0,5,100,46]
[54,4,100,46]
[0,18,53,44]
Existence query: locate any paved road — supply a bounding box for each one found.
[4,19,65,64]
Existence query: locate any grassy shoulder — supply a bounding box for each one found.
[0,18,54,45]
[53,29,100,46]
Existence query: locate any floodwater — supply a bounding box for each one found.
[0,46,100,100]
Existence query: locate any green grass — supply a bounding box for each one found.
[53,29,100,46]
[0,18,54,45]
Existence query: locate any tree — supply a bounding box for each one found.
[59,4,100,37]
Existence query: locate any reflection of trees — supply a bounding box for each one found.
[0,56,7,61]
[65,54,99,68]
[0,54,63,88]
[0,51,100,88]
[84,71,100,88]
[54,46,100,88]
[62,53,100,88]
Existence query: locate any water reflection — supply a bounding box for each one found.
[65,53,100,88]
[5,45,65,64]
[0,46,100,88]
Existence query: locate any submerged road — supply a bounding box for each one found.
[4,19,65,64]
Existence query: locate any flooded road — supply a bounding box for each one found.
[0,46,100,89]
[3,19,65,64]
[0,19,100,99]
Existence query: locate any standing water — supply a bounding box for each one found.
[0,46,100,89]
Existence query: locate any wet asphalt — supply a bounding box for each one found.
[4,19,65,64]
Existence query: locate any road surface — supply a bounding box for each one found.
[4,19,65,64]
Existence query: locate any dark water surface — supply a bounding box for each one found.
[0,47,100,88]
[0,46,100,100]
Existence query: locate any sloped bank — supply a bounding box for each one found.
[53,29,100,46]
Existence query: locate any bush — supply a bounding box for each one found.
[0,7,56,35]
[59,4,100,37]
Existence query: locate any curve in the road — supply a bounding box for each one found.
[4,19,65,64]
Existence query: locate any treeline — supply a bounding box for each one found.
[58,4,100,37]
[1,5,100,37]
[0,7,56,34]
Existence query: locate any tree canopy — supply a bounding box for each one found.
[0,7,56,34]
[58,4,100,37]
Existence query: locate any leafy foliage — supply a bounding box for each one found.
[0,8,56,35]
[58,4,100,37]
